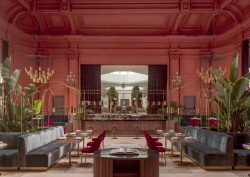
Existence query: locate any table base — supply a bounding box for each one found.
[78,162,93,168]
[173,160,194,166]
[164,148,171,151]
[59,161,79,167]
[168,154,180,157]
[71,154,81,158]
[133,137,140,139]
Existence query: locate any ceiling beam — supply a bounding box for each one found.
[220,0,234,9]
[17,0,30,11]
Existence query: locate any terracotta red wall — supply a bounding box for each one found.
[37,32,250,115]
[1,15,250,115]
[0,17,36,87]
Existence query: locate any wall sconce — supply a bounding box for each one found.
[171,72,181,88]
[66,71,77,87]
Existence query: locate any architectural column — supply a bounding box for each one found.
[199,50,212,115]
[68,48,79,114]
[169,50,181,104]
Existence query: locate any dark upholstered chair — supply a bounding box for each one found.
[229,132,250,169]
[173,127,233,170]
[0,132,24,170]
[81,131,105,163]
[144,131,166,165]
[18,126,69,170]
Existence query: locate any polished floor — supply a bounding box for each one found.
[1,136,250,177]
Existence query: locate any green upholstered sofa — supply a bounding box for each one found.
[229,132,250,169]
[173,127,233,170]
[18,126,69,170]
[0,132,24,170]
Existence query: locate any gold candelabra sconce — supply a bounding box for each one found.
[25,66,54,84]
[171,72,181,88]
[197,67,226,85]
[66,71,77,87]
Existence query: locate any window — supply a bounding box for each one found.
[184,96,196,115]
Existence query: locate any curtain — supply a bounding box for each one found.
[80,65,101,113]
[242,39,249,75]
[148,65,167,114]
[2,40,9,61]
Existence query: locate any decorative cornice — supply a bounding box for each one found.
[68,49,79,60]
[169,51,180,60]
[200,50,212,61]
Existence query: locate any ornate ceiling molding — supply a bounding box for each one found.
[17,0,30,11]
[1,0,250,36]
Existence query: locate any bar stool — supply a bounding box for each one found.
[134,125,140,139]
[111,125,118,139]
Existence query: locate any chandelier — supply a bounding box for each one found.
[66,71,77,87]
[197,67,226,84]
[25,66,54,84]
[171,72,181,88]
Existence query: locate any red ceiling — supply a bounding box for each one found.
[1,0,250,36]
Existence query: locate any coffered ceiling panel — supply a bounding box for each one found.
[0,0,250,36]
[81,14,168,27]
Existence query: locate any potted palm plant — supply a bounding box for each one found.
[107,86,118,101]
[131,85,141,108]
[0,57,42,132]
[107,86,118,113]
[209,52,250,132]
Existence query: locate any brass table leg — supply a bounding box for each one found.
[171,141,173,156]
[77,142,80,157]
[69,145,72,167]
[165,136,167,148]
[180,143,182,164]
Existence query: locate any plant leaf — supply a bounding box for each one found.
[229,52,238,82]
[33,100,42,114]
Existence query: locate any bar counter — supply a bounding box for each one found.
[74,118,168,136]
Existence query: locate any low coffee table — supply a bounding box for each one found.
[57,136,83,167]
[162,132,175,151]
[171,136,195,165]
